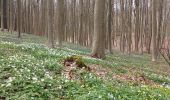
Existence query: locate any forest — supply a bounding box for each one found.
[0,0,170,99]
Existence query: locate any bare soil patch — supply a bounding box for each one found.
[61,55,157,86]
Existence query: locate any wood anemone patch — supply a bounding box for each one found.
[63,55,91,79]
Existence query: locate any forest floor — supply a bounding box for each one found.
[0,32,170,100]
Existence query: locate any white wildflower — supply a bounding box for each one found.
[32,77,38,81]
[58,85,62,89]
[108,93,114,99]
[41,79,45,82]
[6,77,15,83]
[98,95,102,99]
[1,84,5,87]
[6,83,12,87]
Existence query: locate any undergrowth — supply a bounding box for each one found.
[0,32,170,99]
[0,41,170,100]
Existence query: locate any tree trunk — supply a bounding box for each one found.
[57,0,64,46]
[1,0,4,30]
[17,0,21,38]
[108,0,113,54]
[91,0,106,59]
[1,0,7,31]
[48,0,55,48]
[151,0,158,61]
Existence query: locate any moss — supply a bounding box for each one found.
[64,55,91,71]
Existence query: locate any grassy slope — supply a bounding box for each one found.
[0,32,170,100]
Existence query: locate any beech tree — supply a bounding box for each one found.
[17,0,21,38]
[57,0,65,46]
[107,0,113,54]
[47,0,55,48]
[91,0,106,59]
[1,0,7,31]
[151,0,156,61]
[0,0,4,30]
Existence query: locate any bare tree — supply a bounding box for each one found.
[57,0,65,46]
[107,0,113,54]
[1,0,7,31]
[91,0,106,59]
[47,0,55,48]
[0,0,4,31]
[17,0,21,38]
[151,0,158,61]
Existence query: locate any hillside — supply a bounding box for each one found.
[0,32,170,100]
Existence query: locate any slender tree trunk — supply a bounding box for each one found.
[79,0,83,45]
[151,0,157,61]
[0,0,7,31]
[17,0,21,38]
[108,0,113,54]
[48,0,55,48]
[1,0,4,31]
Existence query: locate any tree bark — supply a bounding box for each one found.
[48,0,55,48]
[1,0,7,30]
[108,0,113,54]
[151,0,158,61]
[17,0,21,38]
[91,0,106,59]
[57,0,65,46]
[1,0,4,30]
